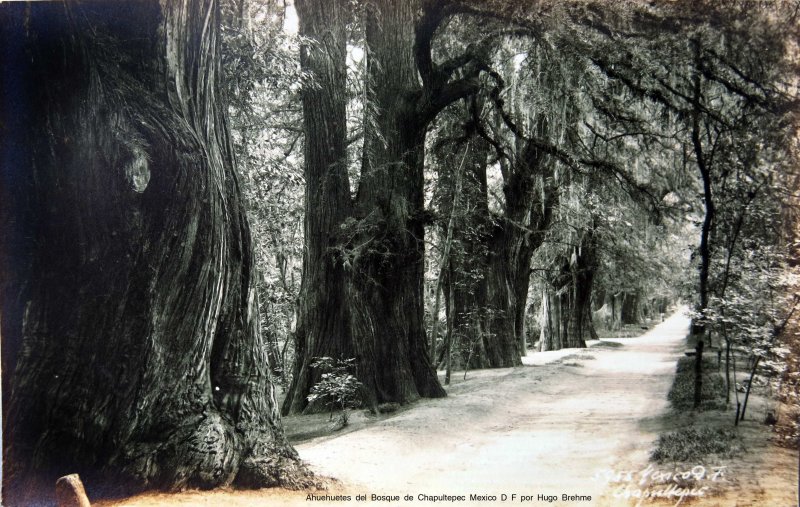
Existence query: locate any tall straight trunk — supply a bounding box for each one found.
[349,0,445,406]
[1,2,308,503]
[725,335,732,405]
[609,293,623,330]
[586,303,600,341]
[443,139,494,369]
[539,285,562,351]
[281,0,353,415]
[691,36,712,408]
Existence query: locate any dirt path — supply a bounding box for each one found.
[292,311,689,505]
[102,310,796,506]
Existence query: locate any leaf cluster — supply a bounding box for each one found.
[307,357,363,421]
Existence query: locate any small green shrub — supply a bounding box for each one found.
[651,426,742,462]
[667,356,726,410]
[307,357,362,426]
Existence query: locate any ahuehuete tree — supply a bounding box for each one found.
[281,0,356,414]
[477,14,670,354]
[533,162,681,352]
[285,0,520,410]
[423,2,675,362]
[0,1,310,503]
[425,92,555,372]
[426,119,495,375]
[425,20,593,367]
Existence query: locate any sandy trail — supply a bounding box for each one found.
[291,310,689,505]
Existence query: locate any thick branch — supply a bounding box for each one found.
[418,75,482,128]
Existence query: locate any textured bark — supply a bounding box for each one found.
[621,292,643,325]
[539,285,562,351]
[281,0,353,415]
[539,234,596,351]
[610,293,623,330]
[485,136,556,364]
[439,139,493,370]
[1,2,308,503]
[444,132,556,367]
[568,233,598,347]
[285,0,484,406]
[436,130,551,369]
[348,0,446,406]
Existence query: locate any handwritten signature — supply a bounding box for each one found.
[593,465,728,506]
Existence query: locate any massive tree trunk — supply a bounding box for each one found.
[443,132,556,367]
[438,138,492,370]
[284,0,483,407]
[540,262,568,351]
[281,0,354,415]
[0,2,308,503]
[485,136,556,363]
[347,0,446,406]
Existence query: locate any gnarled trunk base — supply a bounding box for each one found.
[1,2,312,503]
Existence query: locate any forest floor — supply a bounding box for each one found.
[100,310,797,507]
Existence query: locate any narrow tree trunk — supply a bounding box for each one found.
[610,293,623,331]
[694,340,705,408]
[733,350,741,425]
[691,36,713,407]
[281,0,354,415]
[445,283,455,386]
[539,288,554,351]
[586,303,600,341]
[724,328,732,405]
[1,1,308,502]
[740,355,760,421]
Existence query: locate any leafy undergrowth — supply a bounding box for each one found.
[647,341,800,505]
[653,352,733,463]
[666,356,726,410]
[651,426,742,462]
